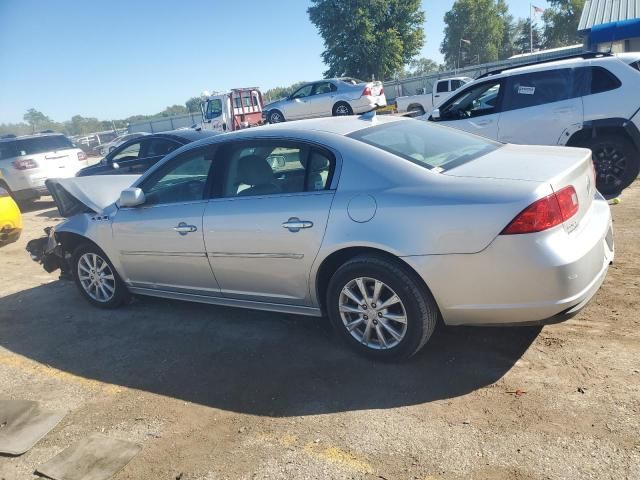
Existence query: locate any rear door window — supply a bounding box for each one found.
[503,69,572,111]
[436,81,449,93]
[9,135,74,156]
[146,138,180,157]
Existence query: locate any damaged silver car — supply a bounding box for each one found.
[27,116,614,360]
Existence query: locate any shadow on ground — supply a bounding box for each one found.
[0,281,540,416]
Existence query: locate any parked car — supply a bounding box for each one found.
[262,78,386,123]
[0,182,22,247]
[0,132,87,203]
[76,131,119,155]
[76,130,217,176]
[29,115,613,360]
[427,52,640,195]
[395,76,472,115]
[99,132,148,156]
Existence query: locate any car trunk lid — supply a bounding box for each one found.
[46,175,140,217]
[444,144,596,233]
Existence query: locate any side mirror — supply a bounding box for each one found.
[112,162,120,170]
[431,108,441,120]
[119,188,145,208]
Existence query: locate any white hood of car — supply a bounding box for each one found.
[46,175,140,217]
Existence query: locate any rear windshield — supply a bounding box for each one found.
[348,120,499,171]
[341,77,364,85]
[0,135,74,159]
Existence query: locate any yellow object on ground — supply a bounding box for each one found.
[0,187,22,246]
[608,197,621,205]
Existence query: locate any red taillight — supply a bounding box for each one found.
[12,159,38,170]
[501,186,579,235]
[77,151,88,161]
[362,86,372,97]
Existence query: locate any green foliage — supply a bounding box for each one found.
[185,96,202,113]
[263,82,308,103]
[542,0,585,48]
[398,58,445,78]
[440,0,509,68]
[308,0,425,81]
[514,18,544,54]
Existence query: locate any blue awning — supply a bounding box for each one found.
[590,18,640,43]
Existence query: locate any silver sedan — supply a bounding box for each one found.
[32,115,613,360]
[262,78,386,124]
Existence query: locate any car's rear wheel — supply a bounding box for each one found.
[72,243,128,308]
[332,102,353,116]
[407,104,425,116]
[589,134,640,195]
[326,255,439,361]
[268,110,285,123]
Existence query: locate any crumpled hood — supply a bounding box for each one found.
[46,175,140,217]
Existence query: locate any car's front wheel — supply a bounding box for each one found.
[72,243,128,308]
[327,255,439,361]
[268,110,285,123]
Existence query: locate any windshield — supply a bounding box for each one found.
[349,120,499,171]
[1,135,74,158]
[206,99,223,119]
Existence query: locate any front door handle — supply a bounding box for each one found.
[282,217,313,232]
[173,222,198,235]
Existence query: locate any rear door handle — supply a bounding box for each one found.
[282,217,313,232]
[475,119,493,126]
[553,107,572,114]
[173,222,198,235]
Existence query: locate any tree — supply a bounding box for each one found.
[23,109,51,132]
[308,0,425,81]
[542,0,585,48]
[398,58,445,78]
[514,18,543,54]
[159,105,188,117]
[497,0,516,59]
[185,96,202,113]
[440,0,508,68]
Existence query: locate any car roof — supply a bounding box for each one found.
[0,132,68,143]
[142,129,217,143]
[476,52,633,81]
[211,114,408,140]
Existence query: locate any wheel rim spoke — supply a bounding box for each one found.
[77,252,116,303]
[338,276,407,351]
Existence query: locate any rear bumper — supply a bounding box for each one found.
[403,194,614,326]
[351,96,387,114]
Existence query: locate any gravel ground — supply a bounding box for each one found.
[0,183,639,480]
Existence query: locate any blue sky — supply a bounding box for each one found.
[0,0,549,123]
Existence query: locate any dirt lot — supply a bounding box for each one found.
[1,184,639,480]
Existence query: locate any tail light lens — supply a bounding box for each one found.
[12,159,38,170]
[77,151,88,161]
[362,86,372,97]
[501,186,579,235]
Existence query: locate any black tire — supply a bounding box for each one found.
[407,104,425,117]
[332,102,353,116]
[72,243,129,309]
[589,134,640,195]
[326,255,439,361]
[268,110,285,124]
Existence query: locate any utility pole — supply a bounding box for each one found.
[529,4,533,54]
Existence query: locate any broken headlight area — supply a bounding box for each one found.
[25,227,72,279]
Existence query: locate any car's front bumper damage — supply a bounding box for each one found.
[25,226,71,278]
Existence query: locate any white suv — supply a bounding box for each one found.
[0,132,87,203]
[428,52,640,195]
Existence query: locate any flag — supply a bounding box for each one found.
[532,5,545,15]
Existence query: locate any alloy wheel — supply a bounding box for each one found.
[269,111,284,123]
[77,252,116,303]
[335,104,351,116]
[338,277,408,350]
[594,144,627,190]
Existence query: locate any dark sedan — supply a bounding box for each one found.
[76,130,217,177]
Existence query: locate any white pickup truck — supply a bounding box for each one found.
[395,76,472,116]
